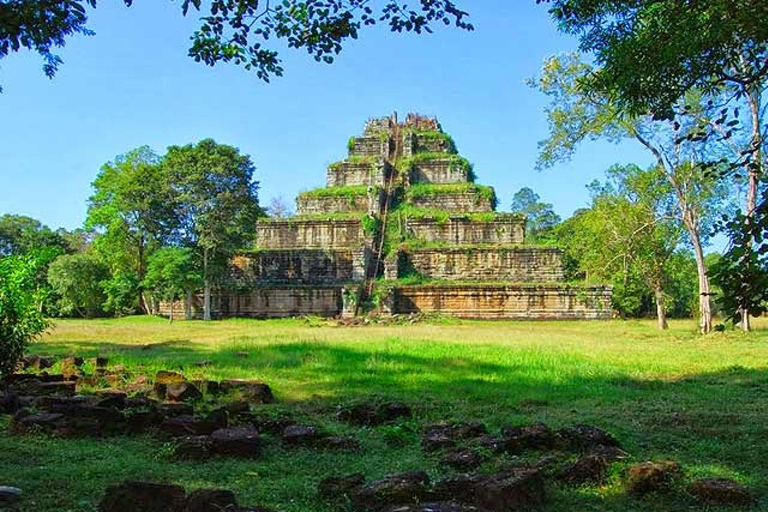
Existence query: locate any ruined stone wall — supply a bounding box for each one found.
[396,247,564,282]
[207,287,343,318]
[296,191,383,215]
[390,284,612,319]
[408,191,494,212]
[348,136,391,158]
[227,249,369,284]
[326,161,389,187]
[255,219,365,249]
[405,216,525,245]
[409,158,468,184]
[413,134,454,154]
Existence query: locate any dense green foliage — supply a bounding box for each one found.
[555,165,689,325]
[47,253,110,318]
[510,187,561,243]
[298,185,372,200]
[541,0,768,117]
[86,146,176,314]
[0,0,471,88]
[143,247,202,320]
[541,1,767,330]
[165,139,263,321]
[405,183,497,209]
[0,254,48,376]
[3,316,766,511]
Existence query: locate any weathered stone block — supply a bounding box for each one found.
[348,136,391,158]
[210,287,343,318]
[228,249,371,285]
[327,160,390,187]
[408,190,494,212]
[395,247,564,282]
[404,216,525,245]
[297,189,384,215]
[390,284,612,320]
[255,219,366,249]
[409,158,469,184]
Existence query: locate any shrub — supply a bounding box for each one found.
[0,254,49,377]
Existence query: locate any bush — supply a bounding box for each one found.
[0,255,49,377]
[47,253,109,317]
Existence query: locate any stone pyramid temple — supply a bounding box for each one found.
[199,114,612,319]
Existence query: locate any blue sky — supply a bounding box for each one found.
[0,1,653,231]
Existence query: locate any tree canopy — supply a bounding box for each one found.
[540,0,768,117]
[0,0,472,89]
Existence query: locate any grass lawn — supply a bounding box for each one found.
[2,316,767,511]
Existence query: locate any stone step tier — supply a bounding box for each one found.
[387,284,613,320]
[227,249,370,285]
[256,218,366,250]
[405,185,495,212]
[401,214,525,245]
[327,159,391,188]
[407,156,470,184]
[386,247,564,282]
[296,188,385,215]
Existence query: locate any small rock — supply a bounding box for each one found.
[160,416,222,437]
[501,422,557,452]
[223,401,250,415]
[173,436,212,461]
[338,401,412,426]
[166,382,202,402]
[282,424,321,446]
[23,355,55,370]
[422,422,485,451]
[557,455,608,485]
[625,460,680,495]
[430,474,482,503]
[473,468,545,512]
[318,473,366,500]
[185,489,238,512]
[440,448,485,470]
[352,471,430,511]
[688,478,753,506]
[587,444,628,463]
[557,424,620,452]
[210,427,262,458]
[220,380,275,404]
[98,481,186,512]
[193,360,212,367]
[0,486,21,504]
[157,402,194,417]
[385,504,485,512]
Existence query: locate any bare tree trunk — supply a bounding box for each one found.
[203,248,211,321]
[654,286,668,330]
[185,290,193,320]
[687,224,712,333]
[739,85,762,332]
[169,298,174,323]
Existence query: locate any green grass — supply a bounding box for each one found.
[2,316,768,511]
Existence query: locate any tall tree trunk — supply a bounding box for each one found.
[169,298,174,323]
[203,247,211,321]
[740,83,762,332]
[654,286,668,330]
[686,219,712,333]
[185,290,193,320]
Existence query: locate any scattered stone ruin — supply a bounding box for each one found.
[168,114,612,319]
